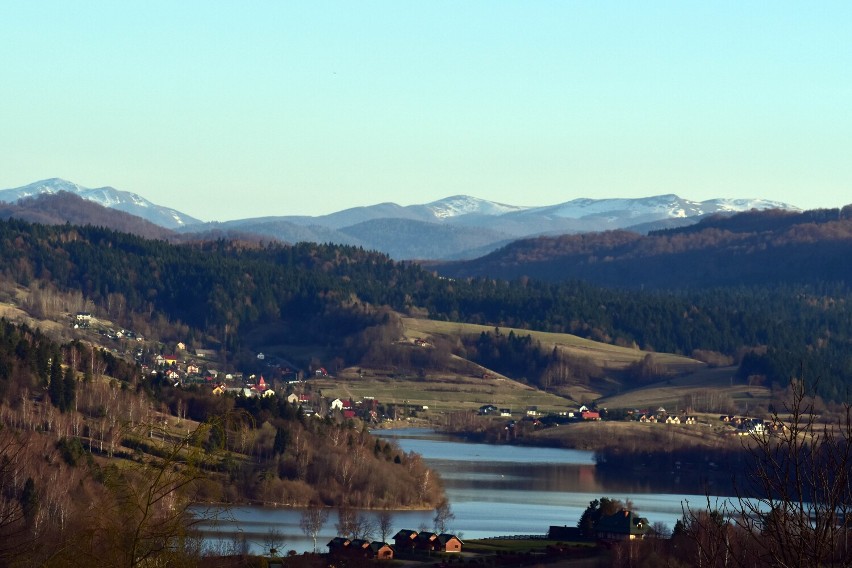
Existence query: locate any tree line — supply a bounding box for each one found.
[1,217,851,401]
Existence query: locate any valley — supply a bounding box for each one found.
[0,207,849,566]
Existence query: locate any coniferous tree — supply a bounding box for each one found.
[62,365,76,412]
[48,351,64,410]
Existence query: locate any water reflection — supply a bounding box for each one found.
[198,428,725,554]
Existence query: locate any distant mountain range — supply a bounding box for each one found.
[0,178,199,229]
[0,178,802,260]
[429,207,852,289]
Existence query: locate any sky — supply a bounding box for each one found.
[1,2,850,222]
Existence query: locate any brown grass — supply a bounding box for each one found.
[401,317,704,372]
[529,420,744,451]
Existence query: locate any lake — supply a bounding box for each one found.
[196,428,731,554]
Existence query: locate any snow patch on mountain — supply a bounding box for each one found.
[426,195,530,219]
[0,178,199,229]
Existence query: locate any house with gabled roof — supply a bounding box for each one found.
[581,410,600,421]
[348,539,372,557]
[437,534,463,553]
[327,537,351,556]
[596,510,650,541]
[416,531,439,551]
[392,529,418,552]
[478,404,498,415]
[368,541,394,560]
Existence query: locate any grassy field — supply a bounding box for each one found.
[402,317,704,372]
[596,366,771,412]
[309,317,769,418]
[463,539,594,553]
[311,368,576,414]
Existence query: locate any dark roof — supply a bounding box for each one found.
[596,510,650,536]
[369,541,393,552]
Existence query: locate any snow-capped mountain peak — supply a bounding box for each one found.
[425,195,530,219]
[0,178,200,229]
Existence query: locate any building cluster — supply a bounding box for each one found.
[326,531,462,561]
[720,415,780,435]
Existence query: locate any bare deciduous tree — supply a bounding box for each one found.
[433,498,455,534]
[378,509,394,543]
[299,506,329,553]
[684,377,852,567]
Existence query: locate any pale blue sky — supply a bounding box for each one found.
[1,2,850,221]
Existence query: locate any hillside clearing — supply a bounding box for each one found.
[401,317,704,372]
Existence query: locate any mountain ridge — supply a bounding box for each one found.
[0,178,803,259]
[0,178,200,229]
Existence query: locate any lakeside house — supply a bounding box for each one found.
[392,530,463,554]
[595,510,650,542]
[327,538,394,560]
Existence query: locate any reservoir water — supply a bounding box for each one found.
[198,428,727,554]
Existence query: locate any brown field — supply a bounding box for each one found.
[528,419,744,451]
[312,367,576,414]
[402,317,704,372]
[596,366,771,412]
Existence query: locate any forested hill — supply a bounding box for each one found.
[430,207,852,289]
[1,217,851,402]
[0,192,176,240]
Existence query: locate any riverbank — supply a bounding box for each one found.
[444,416,745,452]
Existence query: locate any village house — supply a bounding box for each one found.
[437,534,463,553]
[348,539,372,557]
[326,537,350,556]
[595,510,650,542]
[392,530,462,554]
[287,393,311,405]
[581,409,601,421]
[369,542,394,560]
[392,530,418,552]
[478,404,498,415]
[416,531,439,551]
[737,418,767,436]
[327,538,394,560]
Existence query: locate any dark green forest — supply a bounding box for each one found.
[1,217,850,401]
